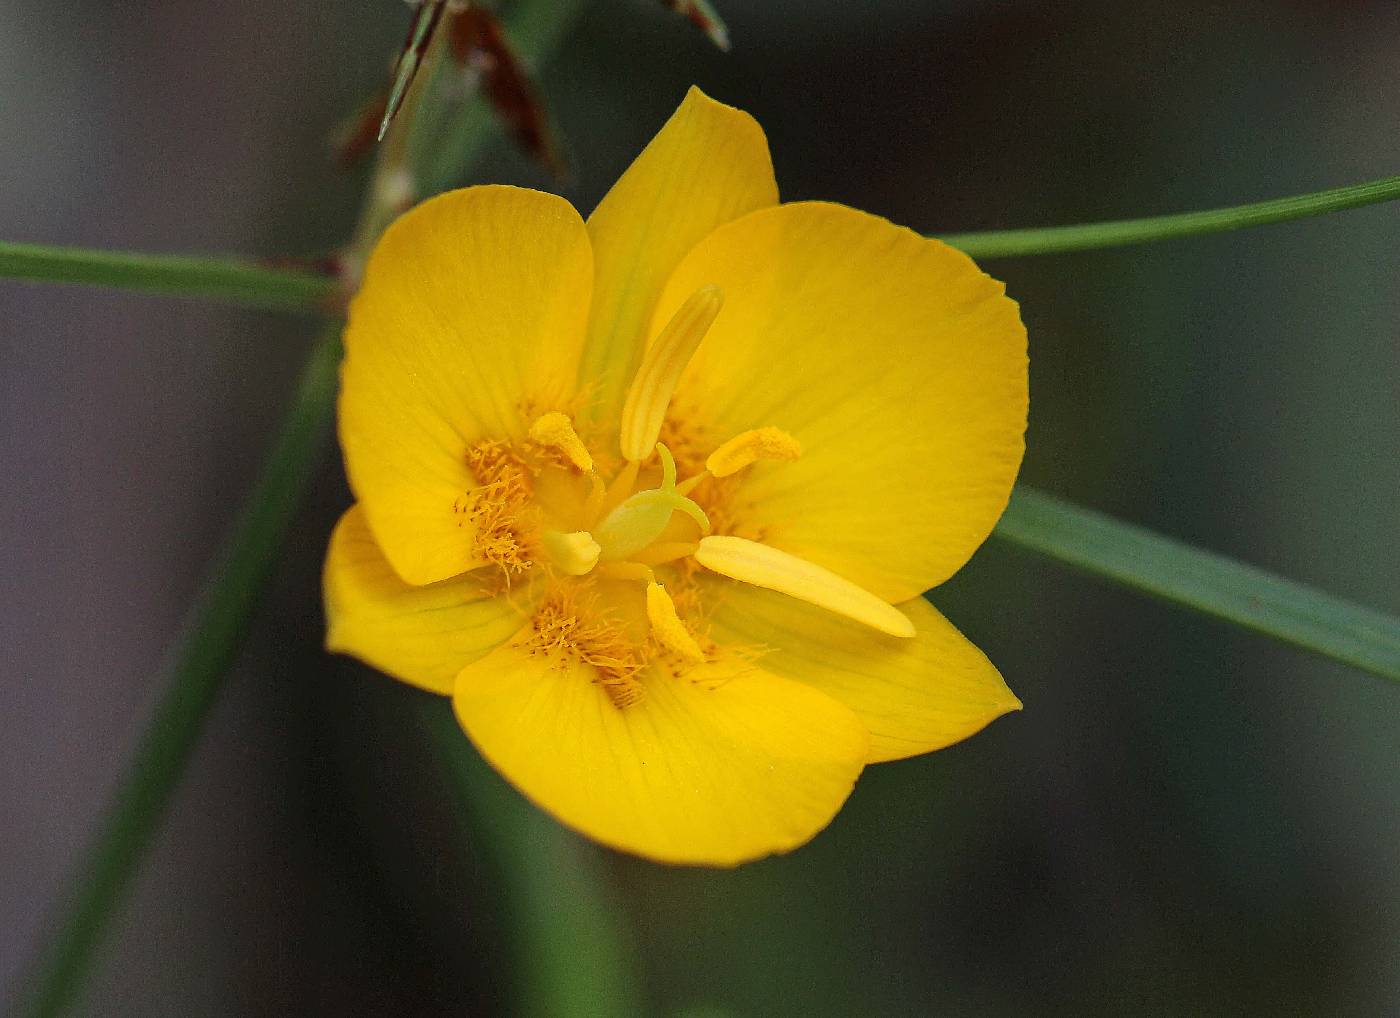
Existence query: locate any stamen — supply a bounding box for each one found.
[674,471,710,497]
[528,411,593,472]
[596,459,640,523]
[595,562,654,582]
[706,427,802,478]
[693,535,916,638]
[541,529,601,576]
[646,582,706,663]
[581,474,607,521]
[618,285,723,462]
[632,541,700,566]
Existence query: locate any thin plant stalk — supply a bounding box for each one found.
[11,6,602,1013]
[0,241,337,311]
[943,174,1400,258]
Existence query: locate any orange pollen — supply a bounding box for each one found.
[518,589,645,708]
[462,439,536,578]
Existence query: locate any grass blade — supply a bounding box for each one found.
[995,486,1400,683]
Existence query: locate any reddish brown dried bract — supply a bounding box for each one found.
[662,0,730,51]
[448,8,566,180]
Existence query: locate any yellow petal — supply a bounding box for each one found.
[703,581,1021,763]
[452,641,868,866]
[580,87,778,426]
[340,185,594,585]
[324,506,527,695]
[655,201,1028,602]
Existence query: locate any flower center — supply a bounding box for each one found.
[461,283,917,706]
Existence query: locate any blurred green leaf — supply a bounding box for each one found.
[996,486,1400,683]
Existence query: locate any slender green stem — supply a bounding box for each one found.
[995,486,1400,683]
[12,7,600,1015]
[0,241,338,311]
[11,325,343,1018]
[7,170,1399,314]
[942,174,1400,258]
[420,701,642,1018]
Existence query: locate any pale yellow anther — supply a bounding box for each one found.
[541,529,601,576]
[619,285,723,462]
[529,412,593,472]
[694,535,916,638]
[705,427,803,478]
[646,582,706,663]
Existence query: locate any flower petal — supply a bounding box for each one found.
[702,580,1021,763]
[340,185,594,585]
[452,640,868,866]
[324,506,527,695]
[580,87,778,427]
[656,201,1028,602]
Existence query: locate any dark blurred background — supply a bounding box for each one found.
[2,0,1397,1014]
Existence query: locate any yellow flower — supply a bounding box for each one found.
[324,87,1028,866]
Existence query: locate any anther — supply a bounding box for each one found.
[619,285,723,462]
[646,582,706,663]
[693,535,916,638]
[529,412,593,472]
[706,427,802,478]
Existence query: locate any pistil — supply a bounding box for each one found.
[592,445,709,562]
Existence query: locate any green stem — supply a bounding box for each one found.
[942,174,1400,258]
[994,486,1400,683]
[11,325,343,1018]
[12,6,600,1014]
[9,171,1400,311]
[0,241,338,311]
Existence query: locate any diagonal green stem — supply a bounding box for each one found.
[11,5,602,1016]
[994,486,1400,683]
[0,241,338,311]
[942,174,1400,258]
[9,325,342,1018]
